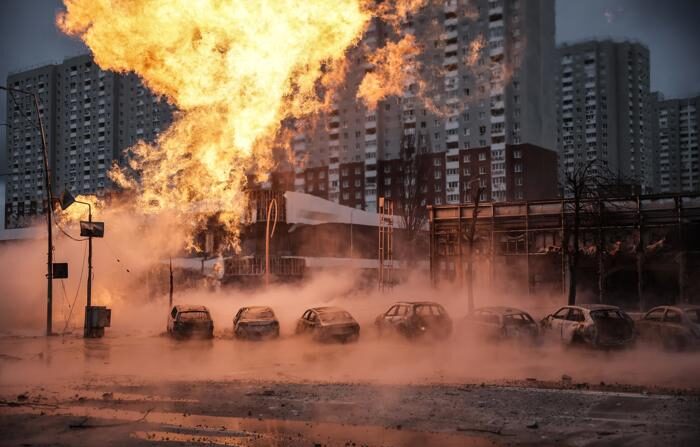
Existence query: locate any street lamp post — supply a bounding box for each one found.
[60,191,98,337]
[1,86,54,335]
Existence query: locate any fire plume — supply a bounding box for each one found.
[57,0,430,249]
[57,0,370,248]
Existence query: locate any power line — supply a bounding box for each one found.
[61,241,88,338]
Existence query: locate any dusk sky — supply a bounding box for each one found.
[1,0,699,152]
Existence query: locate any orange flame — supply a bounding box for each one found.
[357,35,422,110]
[57,0,430,250]
[57,0,372,248]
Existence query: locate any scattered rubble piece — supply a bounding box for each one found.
[102,392,113,400]
[526,421,539,429]
[16,393,28,401]
[561,374,572,383]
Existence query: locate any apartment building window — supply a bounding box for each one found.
[479,166,486,175]
[514,163,522,173]
[343,192,349,200]
[513,150,522,159]
[463,167,471,176]
[516,176,523,186]
[478,152,486,161]
[434,171,442,180]
[463,154,471,163]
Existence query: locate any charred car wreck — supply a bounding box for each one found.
[463,307,540,343]
[375,301,452,340]
[540,304,635,349]
[167,304,215,339]
[295,307,360,343]
[637,305,700,351]
[233,306,280,340]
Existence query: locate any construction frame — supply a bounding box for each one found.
[428,193,700,309]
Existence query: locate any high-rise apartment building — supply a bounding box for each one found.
[556,40,653,192]
[292,0,557,211]
[653,94,699,193]
[4,55,173,228]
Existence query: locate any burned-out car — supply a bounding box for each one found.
[540,304,635,349]
[636,305,700,350]
[463,307,539,343]
[375,301,452,340]
[167,305,214,339]
[233,306,280,340]
[295,307,360,343]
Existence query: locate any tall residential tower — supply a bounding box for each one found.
[292,0,557,211]
[556,40,653,192]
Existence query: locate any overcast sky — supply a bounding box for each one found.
[1,0,699,129]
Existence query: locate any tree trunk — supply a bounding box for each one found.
[568,257,577,306]
[467,241,474,314]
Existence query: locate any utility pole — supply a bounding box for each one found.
[60,191,105,337]
[169,257,174,308]
[1,86,53,335]
[265,198,278,287]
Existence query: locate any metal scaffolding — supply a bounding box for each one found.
[428,193,700,307]
[378,197,394,291]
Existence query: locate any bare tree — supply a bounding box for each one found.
[396,132,432,259]
[562,159,637,305]
[464,179,485,314]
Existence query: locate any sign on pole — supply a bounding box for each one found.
[52,262,68,279]
[80,221,105,238]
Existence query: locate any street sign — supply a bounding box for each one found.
[52,262,68,279]
[80,221,105,238]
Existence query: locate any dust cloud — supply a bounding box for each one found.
[1,229,699,392]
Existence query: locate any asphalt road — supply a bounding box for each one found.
[1,331,699,446]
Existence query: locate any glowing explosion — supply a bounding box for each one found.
[57,0,426,249]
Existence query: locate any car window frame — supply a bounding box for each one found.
[664,309,682,324]
[644,308,665,322]
[566,308,585,322]
[552,307,569,319]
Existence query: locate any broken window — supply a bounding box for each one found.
[644,309,665,322]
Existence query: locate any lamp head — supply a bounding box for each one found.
[60,189,76,210]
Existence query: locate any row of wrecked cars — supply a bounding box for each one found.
[166,301,700,350]
[166,301,451,343]
[467,303,700,350]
